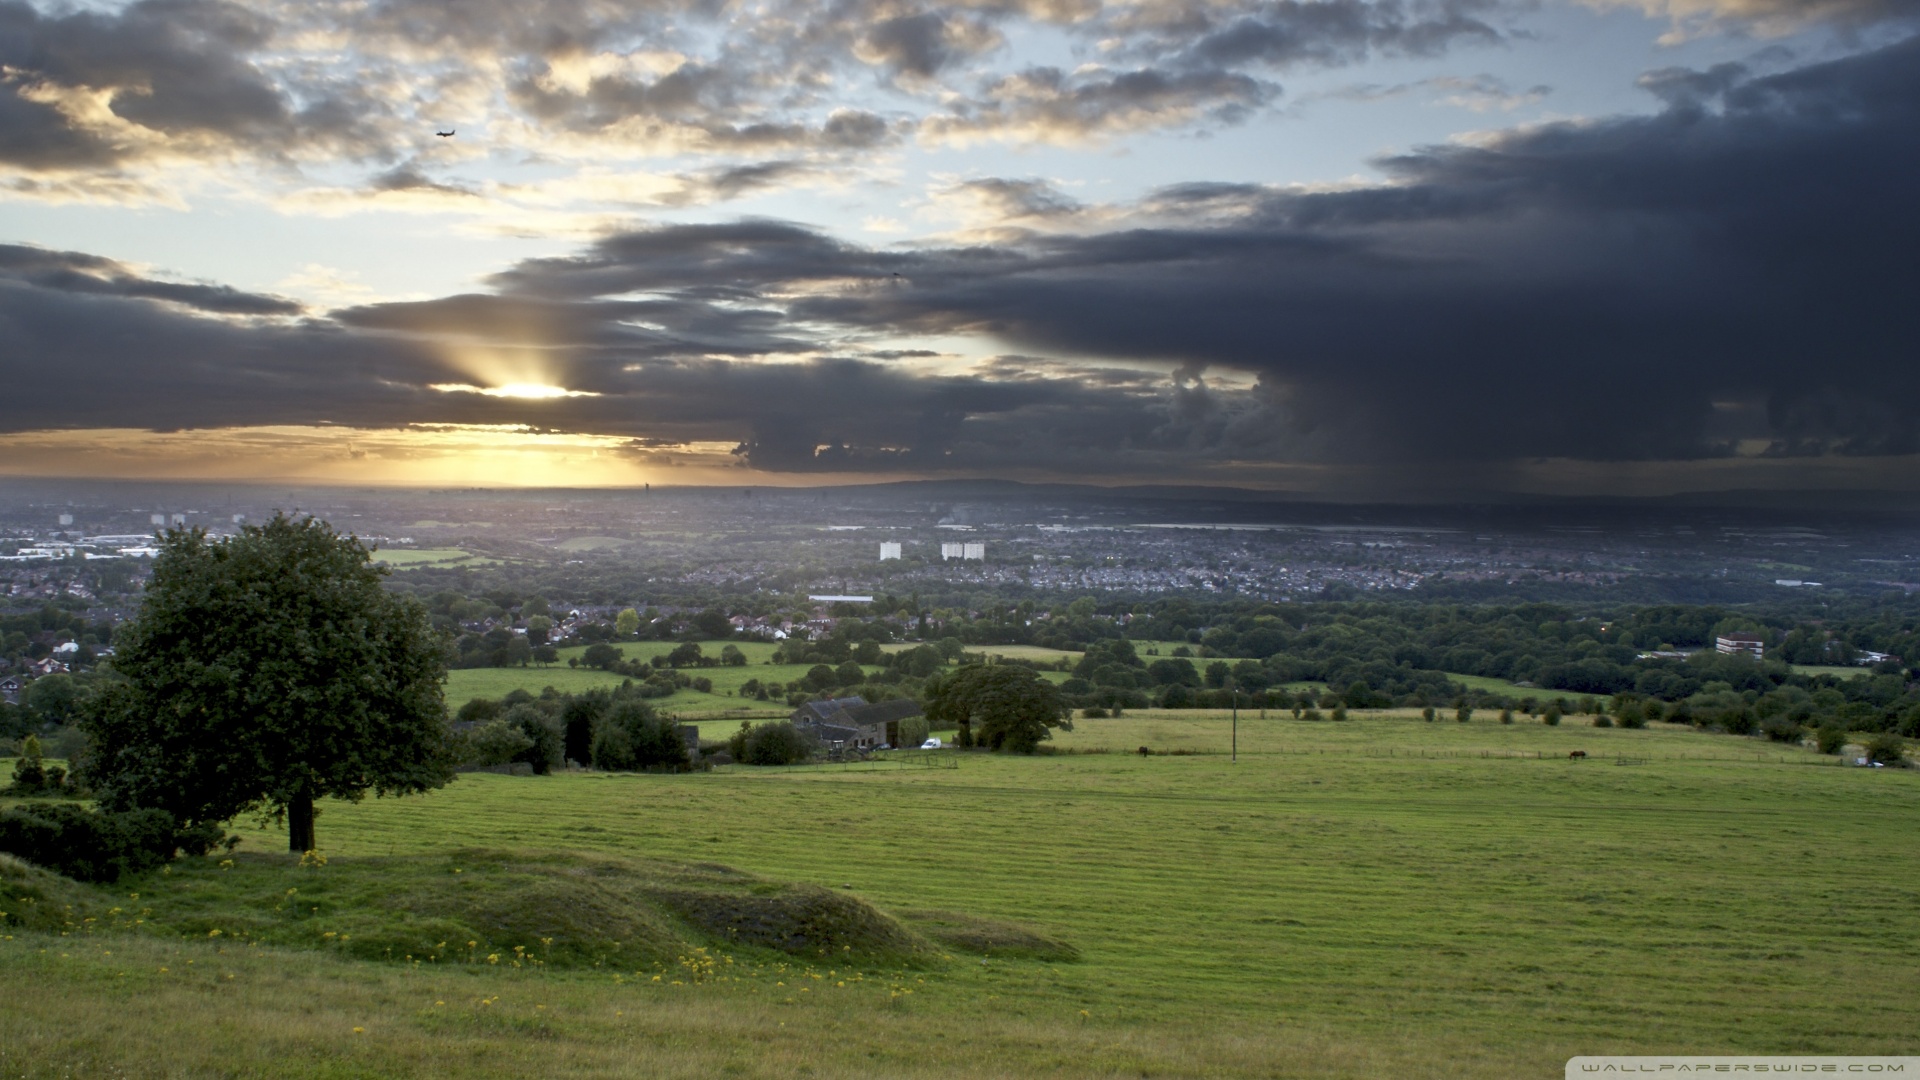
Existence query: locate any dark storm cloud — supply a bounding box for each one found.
[482,34,1920,467]
[863,34,1920,462]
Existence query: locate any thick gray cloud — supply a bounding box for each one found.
[480,34,1920,466]
[3,33,1917,484]
[0,245,303,315]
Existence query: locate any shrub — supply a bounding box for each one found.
[8,733,50,793]
[466,718,535,766]
[456,697,503,724]
[1455,705,1472,723]
[596,702,690,771]
[505,704,562,774]
[1499,709,1513,725]
[1594,715,1614,728]
[581,642,624,670]
[1617,710,1647,730]
[0,803,181,883]
[1760,717,1805,744]
[1301,707,1323,721]
[1864,732,1907,766]
[592,724,638,771]
[1543,706,1561,726]
[1422,706,1436,722]
[1080,706,1109,719]
[1330,704,1347,722]
[897,716,931,746]
[733,721,814,766]
[1815,726,1849,755]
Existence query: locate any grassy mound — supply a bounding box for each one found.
[0,851,103,934]
[13,847,944,970]
[645,863,932,962]
[900,908,1081,961]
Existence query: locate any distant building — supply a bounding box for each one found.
[57,514,72,526]
[169,513,186,526]
[962,542,985,560]
[789,696,926,750]
[879,542,902,561]
[807,594,873,603]
[1715,634,1766,658]
[941,542,964,560]
[149,514,167,526]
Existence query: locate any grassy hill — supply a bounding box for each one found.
[4,714,1916,1077]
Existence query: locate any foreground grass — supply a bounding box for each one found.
[7,716,1917,1077]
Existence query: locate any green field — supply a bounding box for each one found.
[881,642,1083,664]
[448,642,1067,718]
[371,548,497,568]
[444,666,639,705]
[1441,672,1555,698]
[550,536,631,552]
[4,715,1916,1078]
[1791,664,1874,680]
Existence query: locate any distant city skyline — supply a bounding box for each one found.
[0,0,1915,497]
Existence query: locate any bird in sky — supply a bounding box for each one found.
[435,130,455,137]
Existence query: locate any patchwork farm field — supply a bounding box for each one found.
[5,715,1918,1078]
[447,642,1070,717]
[370,548,501,568]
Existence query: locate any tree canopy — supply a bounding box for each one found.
[80,514,453,852]
[925,664,1071,752]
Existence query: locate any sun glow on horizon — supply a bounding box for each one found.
[429,382,600,399]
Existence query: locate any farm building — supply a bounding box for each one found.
[789,696,925,749]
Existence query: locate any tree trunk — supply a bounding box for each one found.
[288,790,316,853]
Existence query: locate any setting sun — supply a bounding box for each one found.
[429,383,600,399]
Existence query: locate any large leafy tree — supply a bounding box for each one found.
[81,514,453,852]
[925,664,1071,752]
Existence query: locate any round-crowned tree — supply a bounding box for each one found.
[926,664,1072,752]
[80,514,453,853]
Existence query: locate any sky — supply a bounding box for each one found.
[0,0,1915,497]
